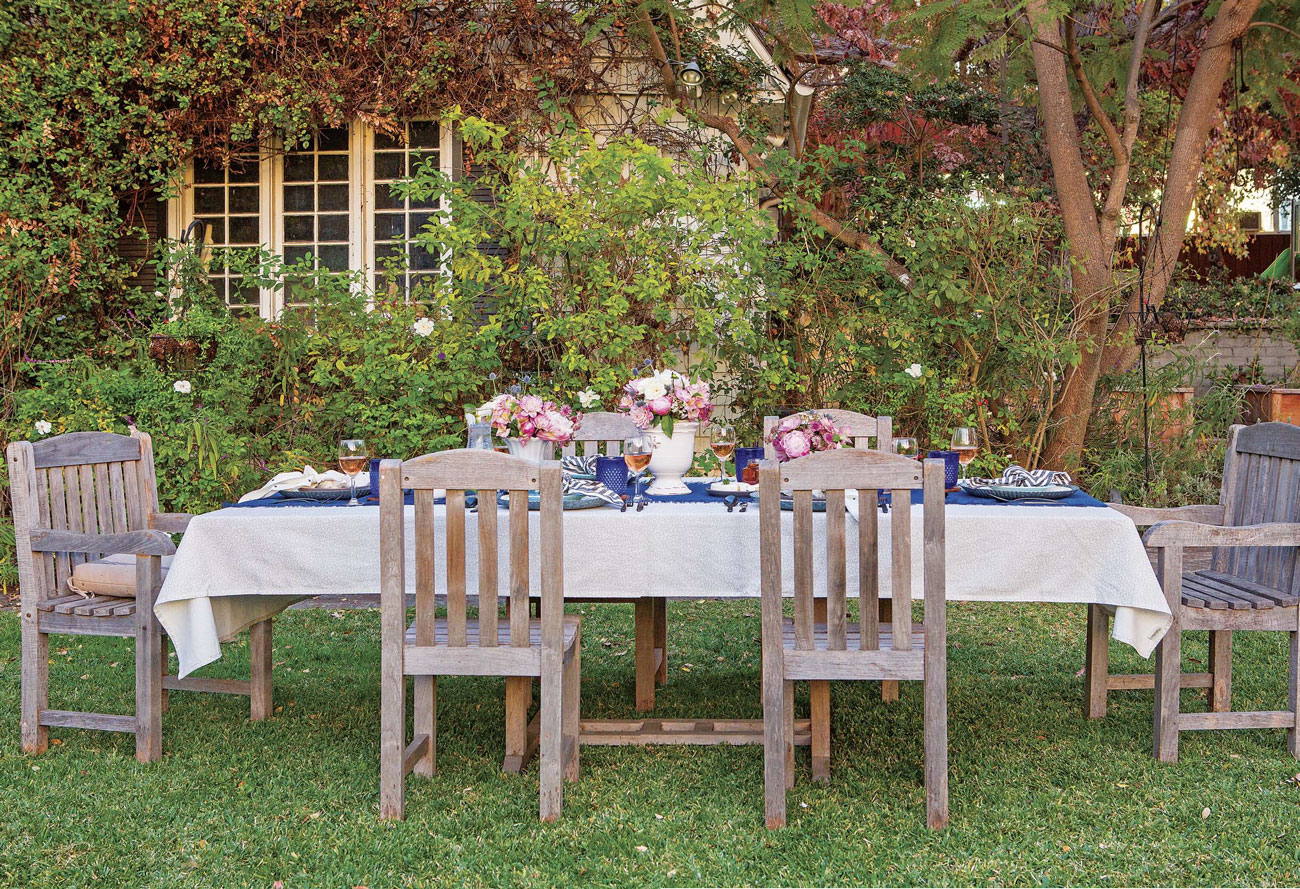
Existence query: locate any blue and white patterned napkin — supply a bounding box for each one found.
[560,455,624,505]
[960,465,1072,488]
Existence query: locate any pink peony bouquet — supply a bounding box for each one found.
[618,369,713,436]
[765,411,851,462]
[477,394,582,444]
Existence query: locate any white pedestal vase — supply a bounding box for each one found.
[505,438,554,464]
[645,421,698,496]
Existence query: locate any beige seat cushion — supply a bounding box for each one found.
[67,553,173,599]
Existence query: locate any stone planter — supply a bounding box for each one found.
[505,437,554,464]
[646,421,698,495]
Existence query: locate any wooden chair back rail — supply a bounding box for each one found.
[1213,424,1300,595]
[387,450,563,651]
[762,410,893,459]
[9,432,156,603]
[759,451,940,654]
[558,411,642,458]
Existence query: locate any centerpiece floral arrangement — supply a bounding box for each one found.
[765,411,852,462]
[618,368,713,437]
[477,393,582,445]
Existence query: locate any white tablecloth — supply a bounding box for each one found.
[155,486,1171,677]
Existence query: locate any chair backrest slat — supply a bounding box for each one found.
[509,489,530,646]
[106,462,129,533]
[1215,423,1300,594]
[386,450,561,652]
[477,491,499,647]
[761,450,940,659]
[559,411,640,458]
[763,410,894,457]
[445,489,468,646]
[857,485,879,650]
[46,466,71,587]
[891,488,913,650]
[30,431,141,469]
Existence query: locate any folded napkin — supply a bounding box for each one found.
[238,465,356,503]
[960,465,1072,489]
[559,455,623,505]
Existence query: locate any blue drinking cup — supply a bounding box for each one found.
[734,447,765,483]
[595,455,630,495]
[927,450,960,489]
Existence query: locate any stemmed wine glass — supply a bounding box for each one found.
[623,433,654,509]
[890,437,920,459]
[338,438,369,506]
[950,427,978,480]
[711,424,736,487]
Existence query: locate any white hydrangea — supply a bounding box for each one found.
[173,380,192,394]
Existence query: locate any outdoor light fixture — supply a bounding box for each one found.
[678,59,703,86]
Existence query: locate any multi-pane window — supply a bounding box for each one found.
[191,155,262,315]
[372,121,444,295]
[282,127,352,273]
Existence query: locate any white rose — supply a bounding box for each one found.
[34,420,52,435]
[904,363,923,379]
[173,380,192,394]
[577,389,600,409]
[412,317,436,337]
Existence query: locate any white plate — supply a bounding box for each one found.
[709,481,757,495]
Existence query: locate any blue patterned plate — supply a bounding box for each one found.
[280,486,370,501]
[496,491,607,510]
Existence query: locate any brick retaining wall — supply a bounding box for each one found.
[1151,322,1298,389]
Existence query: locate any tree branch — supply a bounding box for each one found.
[1099,0,1161,234]
[1064,19,1125,160]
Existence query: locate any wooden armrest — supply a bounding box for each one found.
[1143,521,1300,549]
[149,512,194,534]
[1108,503,1224,526]
[28,528,176,557]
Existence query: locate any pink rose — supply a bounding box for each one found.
[647,395,672,416]
[629,406,653,430]
[780,430,811,459]
[519,395,543,414]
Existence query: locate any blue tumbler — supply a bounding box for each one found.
[595,455,630,496]
[734,447,765,483]
[368,458,382,502]
[927,450,960,490]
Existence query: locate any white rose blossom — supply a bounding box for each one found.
[173,380,192,394]
[577,389,600,409]
[34,420,52,435]
[412,317,436,337]
[904,363,923,379]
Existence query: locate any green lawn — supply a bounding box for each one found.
[2,601,1299,888]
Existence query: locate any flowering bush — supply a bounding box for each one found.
[618,369,713,436]
[765,411,852,462]
[477,394,581,444]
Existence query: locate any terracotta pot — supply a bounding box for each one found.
[1111,388,1195,441]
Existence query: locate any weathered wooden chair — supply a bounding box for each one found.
[765,408,899,769]
[6,430,273,762]
[378,450,580,821]
[759,451,948,828]
[1100,422,1300,760]
[560,410,668,711]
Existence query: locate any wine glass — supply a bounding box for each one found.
[950,427,978,479]
[338,438,369,506]
[890,437,920,459]
[466,422,494,451]
[623,433,654,508]
[710,424,736,487]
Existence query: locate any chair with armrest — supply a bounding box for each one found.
[1099,422,1300,759]
[6,430,273,762]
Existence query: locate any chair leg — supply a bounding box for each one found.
[924,637,949,830]
[810,682,831,783]
[503,677,532,773]
[413,675,436,778]
[1084,604,1109,718]
[539,655,564,822]
[1288,630,1299,758]
[1154,626,1182,763]
[563,628,580,783]
[634,598,656,711]
[653,598,668,686]
[763,668,787,829]
[1208,630,1233,713]
[135,560,164,764]
[783,680,795,789]
[249,619,273,722]
[20,606,49,754]
[159,634,170,714]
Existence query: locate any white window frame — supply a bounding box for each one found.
[169,119,455,319]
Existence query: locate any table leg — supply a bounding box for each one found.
[635,598,656,711]
[880,599,899,702]
[654,598,668,686]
